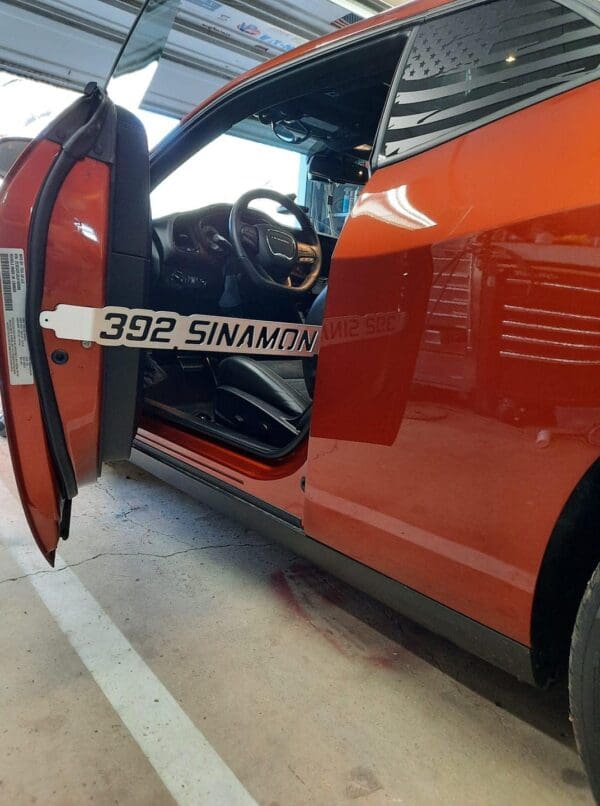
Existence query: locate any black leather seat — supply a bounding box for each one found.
[217,356,310,416]
[214,287,326,446]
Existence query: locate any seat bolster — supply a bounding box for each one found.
[217,356,308,417]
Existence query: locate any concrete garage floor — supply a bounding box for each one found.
[0,443,593,805]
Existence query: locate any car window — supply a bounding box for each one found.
[151,130,362,237]
[150,25,406,235]
[150,133,304,223]
[377,0,600,165]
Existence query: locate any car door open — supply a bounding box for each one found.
[0,0,161,561]
[0,87,150,562]
[0,0,323,560]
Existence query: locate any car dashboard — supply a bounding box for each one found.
[151,203,334,314]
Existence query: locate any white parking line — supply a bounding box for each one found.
[0,479,256,806]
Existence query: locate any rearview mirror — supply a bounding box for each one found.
[308,152,368,186]
[272,119,309,145]
[0,137,31,180]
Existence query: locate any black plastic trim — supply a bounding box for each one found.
[42,92,117,164]
[131,440,536,684]
[27,150,78,505]
[99,106,151,465]
[369,25,418,174]
[530,458,600,686]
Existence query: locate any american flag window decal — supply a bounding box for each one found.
[380,0,600,162]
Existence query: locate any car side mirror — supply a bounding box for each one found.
[308,152,368,186]
[0,137,31,180]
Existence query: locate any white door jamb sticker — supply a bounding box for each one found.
[0,248,34,385]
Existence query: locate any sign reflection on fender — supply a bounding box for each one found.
[40,305,321,357]
[322,311,407,345]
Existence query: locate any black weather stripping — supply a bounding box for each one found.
[26,85,112,537]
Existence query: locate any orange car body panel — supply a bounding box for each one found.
[137,418,307,520]
[304,80,600,646]
[0,140,109,559]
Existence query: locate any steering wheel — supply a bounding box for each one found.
[229,189,322,296]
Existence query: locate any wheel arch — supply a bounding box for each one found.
[531,457,600,686]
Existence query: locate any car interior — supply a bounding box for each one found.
[143,29,406,458]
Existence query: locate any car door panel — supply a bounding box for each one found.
[0,138,67,559]
[43,155,110,483]
[0,93,149,562]
[305,79,600,645]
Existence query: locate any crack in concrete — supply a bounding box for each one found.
[0,542,271,585]
[115,505,147,519]
[96,481,118,502]
[70,505,248,548]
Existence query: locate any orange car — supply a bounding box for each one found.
[1,0,600,793]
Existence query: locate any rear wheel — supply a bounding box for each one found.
[569,561,600,800]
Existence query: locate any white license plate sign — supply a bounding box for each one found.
[40,305,321,357]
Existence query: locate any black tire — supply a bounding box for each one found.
[569,561,600,802]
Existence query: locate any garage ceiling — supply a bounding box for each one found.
[0,0,399,119]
